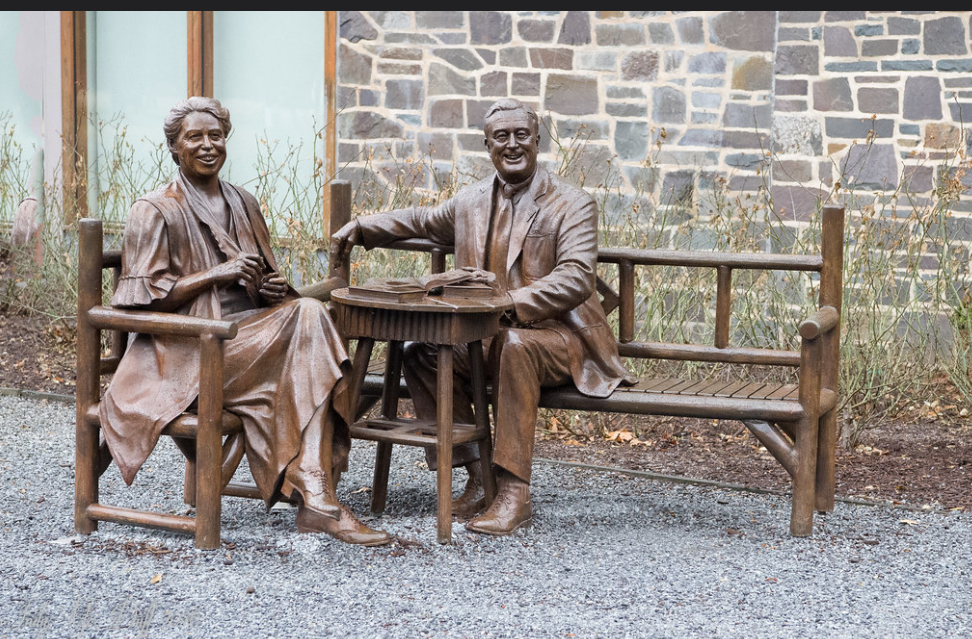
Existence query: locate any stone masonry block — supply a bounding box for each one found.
[480,71,508,97]
[518,19,556,43]
[780,11,821,23]
[470,12,513,45]
[477,49,496,65]
[621,50,660,82]
[924,16,968,56]
[433,48,484,72]
[370,11,411,30]
[731,56,772,91]
[428,99,465,128]
[883,60,933,71]
[416,132,455,160]
[825,117,894,139]
[428,63,476,96]
[709,12,776,52]
[558,11,591,45]
[813,78,854,111]
[340,12,378,43]
[666,52,684,73]
[776,79,808,96]
[596,23,645,47]
[385,79,424,111]
[339,44,372,85]
[771,185,827,221]
[903,76,943,121]
[653,86,686,124]
[862,40,898,57]
[723,103,772,129]
[692,92,721,110]
[338,111,405,139]
[512,73,541,96]
[841,143,899,191]
[577,52,618,72]
[774,159,813,183]
[824,26,857,57]
[902,164,933,193]
[776,45,819,76]
[649,23,674,45]
[773,115,823,155]
[688,52,727,75]
[888,17,920,36]
[529,48,574,70]
[607,103,648,118]
[854,24,883,37]
[857,87,899,114]
[499,47,528,68]
[416,11,464,29]
[545,74,599,115]
[925,123,962,150]
[466,100,495,130]
[902,39,920,55]
[615,121,649,161]
[779,27,810,43]
[607,86,645,100]
[676,17,704,45]
[939,60,972,73]
[824,11,866,22]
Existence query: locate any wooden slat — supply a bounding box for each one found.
[661,379,697,394]
[730,382,768,398]
[646,378,686,393]
[748,384,784,400]
[677,380,718,395]
[766,384,799,400]
[714,381,751,398]
[693,380,736,396]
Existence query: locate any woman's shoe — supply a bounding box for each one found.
[296,494,393,546]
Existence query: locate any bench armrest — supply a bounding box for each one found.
[798,306,840,341]
[86,306,238,340]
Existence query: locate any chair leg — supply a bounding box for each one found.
[195,334,223,550]
[789,414,819,537]
[172,438,198,507]
[814,408,837,513]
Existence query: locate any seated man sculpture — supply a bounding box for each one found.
[332,98,635,535]
[100,97,391,546]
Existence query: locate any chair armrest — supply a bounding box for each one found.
[798,306,840,341]
[86,306,238,339]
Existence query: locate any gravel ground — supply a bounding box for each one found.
[1,393,970,639]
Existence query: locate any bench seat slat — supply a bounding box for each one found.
[730,381,768,398]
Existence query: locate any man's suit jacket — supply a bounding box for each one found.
[356,166,636,398]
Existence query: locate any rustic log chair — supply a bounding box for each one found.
[75,218,299,550]
[337,203,845,537]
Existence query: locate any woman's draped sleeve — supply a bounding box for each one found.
[111,202,179,308]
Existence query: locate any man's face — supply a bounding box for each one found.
[172,111,227,182]
[484,110,539,184]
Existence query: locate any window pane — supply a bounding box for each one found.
[86,11,186,220]
[213,11,325,227]
[0,11,44,222]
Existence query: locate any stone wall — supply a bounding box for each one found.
[336,11,972,230]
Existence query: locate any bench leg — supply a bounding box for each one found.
[814,408,837,513]
[790,414,819,537]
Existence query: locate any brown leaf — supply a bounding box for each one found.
[150,573,162,584]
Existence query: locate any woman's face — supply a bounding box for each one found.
[173,111,227,182]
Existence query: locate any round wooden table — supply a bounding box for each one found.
[330,287,513,543]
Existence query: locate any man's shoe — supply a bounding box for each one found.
[452,474,486,517]
[465,479,531,535]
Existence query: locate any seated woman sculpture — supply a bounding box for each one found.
[99,97,391,546]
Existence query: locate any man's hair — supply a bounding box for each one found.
[164,97,232,166]
[483,99,539,135]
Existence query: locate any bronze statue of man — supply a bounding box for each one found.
[333,98,635,535]
[101,97,391,545]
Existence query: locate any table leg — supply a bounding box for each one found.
[468,339,497,506]
[336,337,374,490]
[372,341,403,514]
[437,345,454,544]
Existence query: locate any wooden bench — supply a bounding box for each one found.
[330,191,844,537]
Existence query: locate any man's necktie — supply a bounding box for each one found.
[488,183,517,293]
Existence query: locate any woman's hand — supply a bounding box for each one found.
[209,253,264,286]
[259,273,288,307]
